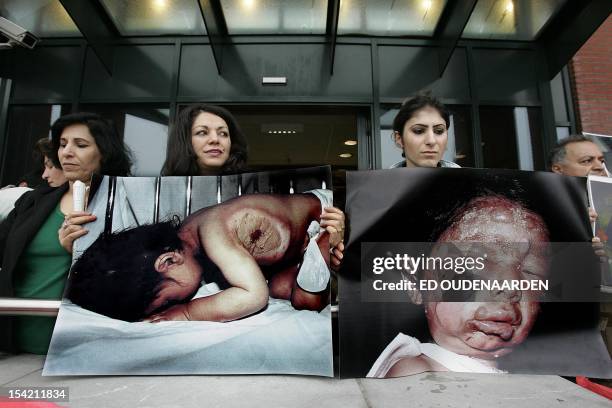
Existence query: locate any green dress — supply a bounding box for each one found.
[12,204,71,354]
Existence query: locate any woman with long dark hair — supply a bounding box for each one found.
[162,104,248,176]
[0,112,132,353]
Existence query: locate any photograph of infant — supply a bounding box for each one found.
[339,167,611,379]
[44,167,336,376]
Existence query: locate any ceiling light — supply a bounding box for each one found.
[344,140,357,146]
[505,1,514,13]
[261,124,303,134]
[339,153,353,158]
[152,0,168,12]
[242,0,256,11]
[421,0,433,20]
[266,129,300,135]
[262,76,287,85]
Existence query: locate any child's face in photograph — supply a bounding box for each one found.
[424,196,550,360]
[145,250,202,315]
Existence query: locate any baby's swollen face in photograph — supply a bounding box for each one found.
[425,196,551,360]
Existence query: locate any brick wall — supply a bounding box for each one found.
[569,14,612,135]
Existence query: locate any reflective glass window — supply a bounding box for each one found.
[221,0,327,35]
[223,105,359,170]
[99,0,207,36]
[462,0,567,41]
[480,106,544,170]
[338,0,447,36]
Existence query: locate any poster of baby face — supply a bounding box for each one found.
[339,167,611,379]
[44,167,334,376]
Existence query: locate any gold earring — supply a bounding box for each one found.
[394,133,403,147]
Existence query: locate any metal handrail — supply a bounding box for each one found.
[0,297,337,317]
[0,298,60,316]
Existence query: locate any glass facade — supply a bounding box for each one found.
[0,0,572,40]
[463,0,567,41]
[221,0,328,35]
[337,0,447,36]
[0,0,593,178]
[99,0,207,36]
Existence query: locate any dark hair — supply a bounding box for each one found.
[438,194,548,242]
[428,174,529,242]
[16,169,43,188]
[392,93,451,136]
[547,134,596,169]
[15,139,48,187]
[51,112,133,176]
[35,138,60,167]
[162,104,248,176]
[66,221,183,322]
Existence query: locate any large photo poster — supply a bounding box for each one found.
[339,167,611,378]
[44,167,334,376]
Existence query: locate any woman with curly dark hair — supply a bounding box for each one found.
[161,104,248,176]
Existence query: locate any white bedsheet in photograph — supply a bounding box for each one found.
[44,296,333,376]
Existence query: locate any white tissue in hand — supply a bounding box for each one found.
[296,238,330,293]
[306,220,320,239]
[73,180,87,211]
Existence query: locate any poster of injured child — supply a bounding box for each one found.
[44,167,334,376]
[338,167,611,379]
[588,174,612,287]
